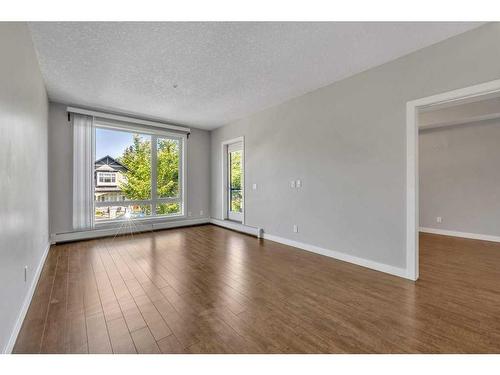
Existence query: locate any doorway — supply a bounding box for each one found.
[221,137,244,223]
[406,78,500,281]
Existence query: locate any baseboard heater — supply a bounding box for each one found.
[51,218,210,243]
[209,218,263,238]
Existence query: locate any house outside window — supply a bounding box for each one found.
[94,156,128,210]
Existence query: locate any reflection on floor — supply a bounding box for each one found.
[13,225,500,353]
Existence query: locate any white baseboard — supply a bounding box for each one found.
[209,218,263,237]
[52,218,210,243]
[4,241,51,353]
[262,233,410,280]
[419,227,500,243]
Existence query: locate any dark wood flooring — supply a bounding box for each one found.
[13,225,500,353]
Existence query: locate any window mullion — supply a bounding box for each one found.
[151,135,158,216]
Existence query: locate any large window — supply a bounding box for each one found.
[94,123,184,223]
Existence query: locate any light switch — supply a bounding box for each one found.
[252,183,257,190]
[290,180,296,188]
[296,179,302,188]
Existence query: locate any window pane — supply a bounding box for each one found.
[229,150,242,212]
[157,138,180,198]
[230,190,242,212]
[94,204,151,222]
[156,202,181,216]
[94,128,151,203]
[230,151,242,189]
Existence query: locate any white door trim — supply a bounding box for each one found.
[406,78,500,281]
[221,136,245,224]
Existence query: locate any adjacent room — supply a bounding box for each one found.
[2,20,500,355]
[418,93,500,303]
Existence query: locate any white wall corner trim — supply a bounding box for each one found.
[420,227,500,243]
[53,218,210,243]
[4,242,51,354]
[210,218,262,238]
[262,232,410,280]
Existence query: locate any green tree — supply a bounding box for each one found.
[119,134,151,200]
[156,138,180,215]
[230,151,242,212]
[157,138,179,198]
[118,135,180,215]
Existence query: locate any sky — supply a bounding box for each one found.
[95,128,150,160]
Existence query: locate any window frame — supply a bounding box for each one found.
[221,137,245,224]
[93,119,186,226]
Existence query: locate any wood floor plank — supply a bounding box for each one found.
[107,317,137,354]
[14,225,500,353]
[13,246,61,353]
[157,334,185,354]
[132,294,172,341]
[65,312,88,354]
[130,327,160,354]
[40,247,69,353]
[86,313,112,354]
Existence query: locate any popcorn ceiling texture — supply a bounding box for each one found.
[29,22,481,129]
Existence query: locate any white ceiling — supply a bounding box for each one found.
[28,22,483,130]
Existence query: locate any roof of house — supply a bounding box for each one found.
[95,155,128,172]
[95,164,116,172]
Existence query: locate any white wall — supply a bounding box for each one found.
[420,118,500,237]
[0,22,49,352]
[48,102,211,235]
[210,23,500,273]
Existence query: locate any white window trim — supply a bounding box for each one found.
[93,120,187,226]
[96,172,116,185]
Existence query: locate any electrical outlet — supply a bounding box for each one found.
[293,224,298,233]
[436,216,443,223]
[200,210,204,216]
[252,183,257,190]
[290,180,296,188]
[188,211,192,217]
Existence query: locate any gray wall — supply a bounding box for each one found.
[48,102,211,235]
[420,119,500,236]
[211,23,500,270]
[0,23,49,352]
[419,96,500,129]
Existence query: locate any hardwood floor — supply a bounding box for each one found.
[13,225,500,353]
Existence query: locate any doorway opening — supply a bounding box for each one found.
[406,79,500,281]
[221,137,245,223]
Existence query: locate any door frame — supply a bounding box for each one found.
[221,136,245,224]
[406,78,500,281]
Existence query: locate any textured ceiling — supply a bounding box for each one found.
[29,22,483,130]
